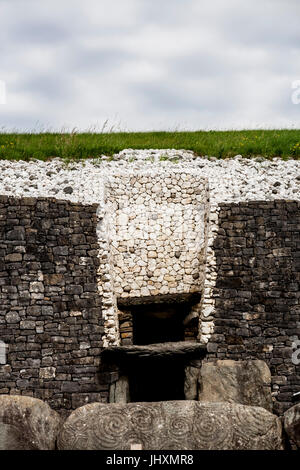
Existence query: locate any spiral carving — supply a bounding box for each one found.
[193,404,233,449]
[167,415,190,439]
[58,401,282,450]
[93,408,128,449]
[58,414,91,450]
[129,403,160,433]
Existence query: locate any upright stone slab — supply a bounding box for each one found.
[198,360,273,412]
[0,395,61,450]
[283,403,300,449]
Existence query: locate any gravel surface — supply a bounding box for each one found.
[0,149,299,205]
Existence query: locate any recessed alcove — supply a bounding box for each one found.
[104,293,204,404]
[101,169,210,348]
[117,293,201,346]
[102,341,206,404]
[132,303,185,345]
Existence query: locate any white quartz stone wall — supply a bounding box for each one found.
[106,169,209,302]
[96,203,120,347]
[199,203,220,344]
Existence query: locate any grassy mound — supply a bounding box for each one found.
[0,129,300,161]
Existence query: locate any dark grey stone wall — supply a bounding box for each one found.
[206,201,300,414]
[0,196,110,416]
[0,196,299,417]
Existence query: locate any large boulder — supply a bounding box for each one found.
[58,400,283,450]
[0,395,61,450]
[283,403,300,449]
[198,360,273,412]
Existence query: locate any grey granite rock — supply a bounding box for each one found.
[0,395,61,450]
[198,360,273,412]
[283,403,300,449]
[57,400,283,450]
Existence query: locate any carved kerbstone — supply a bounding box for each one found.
[58,400,283,450]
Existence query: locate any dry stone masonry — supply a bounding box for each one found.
[0,150,299,446]
[203,201,300,415]
[0,196,105,414]
[107,169,208,301]
[100,169,209,346]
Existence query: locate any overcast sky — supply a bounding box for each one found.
[1,0,300,132]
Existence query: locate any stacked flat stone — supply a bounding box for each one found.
[96,203,120,347]
[0,197,106,414]
[99,169,209,346]
[202,200,300,415]
[107,169,208,299]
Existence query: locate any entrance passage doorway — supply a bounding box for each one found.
[128,357,185,402]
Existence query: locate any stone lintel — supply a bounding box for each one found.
[117,292,201,307]
[101,341,207,362]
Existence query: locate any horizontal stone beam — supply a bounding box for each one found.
[117,292,201,307]
[101,341,207,362]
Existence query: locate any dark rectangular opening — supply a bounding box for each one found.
[127,358,185,402]
[132,303,185,345]
[114,298,201,402]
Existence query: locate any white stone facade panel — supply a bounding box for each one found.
[106,169,209,302]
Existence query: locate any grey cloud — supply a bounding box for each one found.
[139,0,194,27]
[168,48,300,83]
[219,1,300,48]
[0,0,300,131]
[67,47,134,72]
[167,53,233,80]
[18,74,75,102]
[271,83,300,118]
[9,21,69,44]
[133,79,238,114]
[0,112,52,132]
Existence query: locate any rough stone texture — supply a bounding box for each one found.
[0,168,299,418]
[95,201,119,348]
[100,169,209,347]
[0,341,5,365]
[184,366,199,400]
[107,169,209,300]
[57,400,283,450]
[0,196,107,414]
[101,342,206,361]
[198,360,273,412]
[0,151,299,206]
[109,376,130,404]
[284,403,300,449]
[204,201,300,414]
[0,395,61,450]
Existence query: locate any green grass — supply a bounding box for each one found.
[1,129,300,161]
